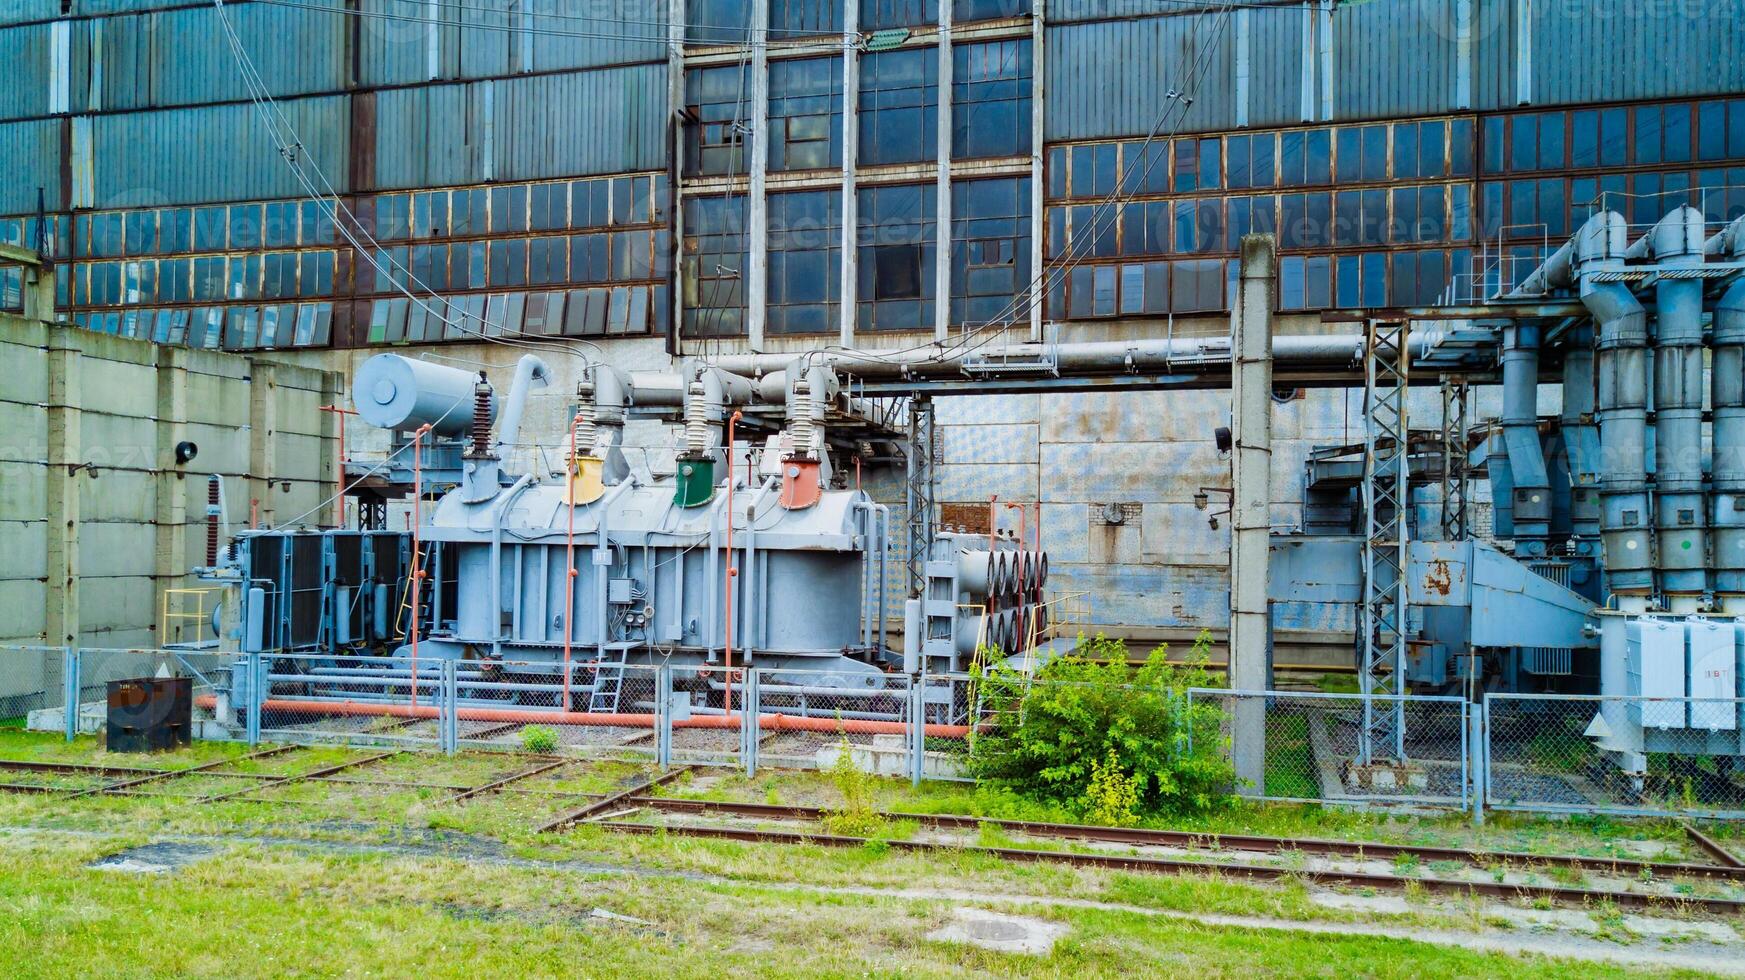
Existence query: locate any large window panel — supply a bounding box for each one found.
[1173,137,1221,192]
[955,0,1027,21]
[768,190,842,334]
[861,0,936,30]
[1227,133,1275,189]
[952,39,1032,160]
[683,196,748,337]
[1335,125,1386,183]
[771,0,842,36]
[860,48,937,166]
[950,177,1030,326]
[1278,129,1332,186]
[685,64,753,177]
[770,57,843,172]
[1118,139,1171,195]
[857,183,936,331]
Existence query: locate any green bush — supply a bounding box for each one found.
[966,631,1236,819]
[520,725,559,754]
[821,742,887,838]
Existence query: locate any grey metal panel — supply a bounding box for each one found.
[1044,17,1237,141]
[1245,3,1306,129]
[493,65,668,179]
[83,4,348,112]
[363,0,666,87]
[1046,0,1232,23]
[373,82,479,190]
[1525,0,1745,108]
[0,1,64,27]
[90,96,352,207]
[0,24,55,121]
[1331,0,1459,121]
[0,119,64,213]
[1470,0,1518,110]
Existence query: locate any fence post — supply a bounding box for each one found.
[62,646,79,742]
[244,651,262,746]
[908,677,924,786]
[743,669,759,778]
[655,666,672,770]
[441,659,458,755]
[1469,698,1486,826]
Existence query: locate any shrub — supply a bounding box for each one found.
[521,724,559,754]
[967,631,1236,818]
[821,741,887,838]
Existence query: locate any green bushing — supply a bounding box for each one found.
[673,456,716,507]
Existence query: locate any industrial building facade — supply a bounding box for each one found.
[3,0,1744,640]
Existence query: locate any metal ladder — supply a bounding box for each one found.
[588,646,630,713]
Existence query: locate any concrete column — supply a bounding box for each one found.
[667,0,687,348]
[152,346,190,633]
[1228,234,1276,796]
[247,359,279,528]
[839,3,859,347]
[747,0,770,349]
[44,329,81,646]
[934,6,952,341]
[319,367,343,527]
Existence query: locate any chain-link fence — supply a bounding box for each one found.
[20,640,1745,823]
[1189,690,1472,808]
[253,653,444,750]
[0,646,69,733]
[1484,693,1745,819]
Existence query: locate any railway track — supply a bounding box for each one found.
[590,817,1745,915]
[620,797,1745,886]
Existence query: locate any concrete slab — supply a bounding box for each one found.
[926,907,1069,956]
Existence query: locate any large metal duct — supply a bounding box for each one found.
[492,354,552,463]
[1578,212,1653,606]
[1645,207,1710,608]
[1560,320,1601,555]
[1500,322,1550,553]
[1715,258,1745,611]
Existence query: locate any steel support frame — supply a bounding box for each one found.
[904,396,937,599]
[1439,375,1471,541]
[1360,319,1410,764]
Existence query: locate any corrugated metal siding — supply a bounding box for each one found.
[0,1,63,28]
[1331,0,1459,121]
[1045,17,1237,140]
[373,83,479,190]
[1245,3,1307,129]
[0,119,64,213]
[82,5,348,112]
[363,0,666,88]
[493,65,667,179]
[1470,0,1519,110]
[1046,0,1234,23]
[90,96,352,207]
[0,24,55,121]
[1525,0,1745,108]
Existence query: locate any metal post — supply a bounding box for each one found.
[440,660,458,755]
[1469,698,1486,826]
[245,651,263,746]
[1228,235,1276,796]
[908,677,924,786]
[904,396,936,599]
[743,669,759,777]
[1359,318,1410,764]
[1438,376,1470,541]
[62,646,78,742]
[746,0,770,350]
[656,666,673,770]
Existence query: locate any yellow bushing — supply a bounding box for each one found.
[567,455,605,505]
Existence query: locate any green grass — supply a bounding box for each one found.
[0,836,1700,979]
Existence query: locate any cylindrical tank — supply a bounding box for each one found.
[354,353,495,438]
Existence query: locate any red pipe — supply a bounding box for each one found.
[410,424,431,709]
[724,409,743,716]
[564,411,579,711]
[196,694,971,738]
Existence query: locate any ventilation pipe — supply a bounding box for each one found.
[1560,320,1601,556]
[1645,206,1709,610]
[1577,211,1653,608]
[492,354,551,464]
[588,364,633,486]
[1500,322,1550,553]
[1714,232,1745,611]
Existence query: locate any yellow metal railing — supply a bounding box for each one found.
[160,586,227,648]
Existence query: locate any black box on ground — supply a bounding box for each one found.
[106,677,192,753]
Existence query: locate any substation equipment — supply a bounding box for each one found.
[202,352,1050,726]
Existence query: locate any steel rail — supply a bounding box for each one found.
[200,751,402,804]
[451,758,576,802]
[593,820,1745,915]
[0,759,166,777]
[624,797,1745,885]
[536,767,696,833]
[67,745,301,800]
[1684,824,1745,870]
